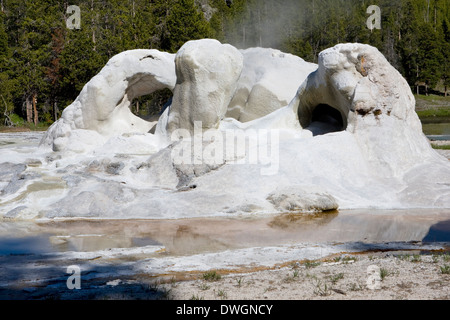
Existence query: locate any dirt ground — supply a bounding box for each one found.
[158,251,450,300]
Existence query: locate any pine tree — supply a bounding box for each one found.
[0,10,13,126]
[0,11,7,55]
[0,0,448,128]
[45,27,65,121]
[161,0,211,52]
[416,23,443,94]
[441,18,450,96]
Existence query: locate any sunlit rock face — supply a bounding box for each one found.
[165,39,244,135]
[41,49,176,152]
[2,40,447,220]
[226,47,317,122]
[294,43,439,176]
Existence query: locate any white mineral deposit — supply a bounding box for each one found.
[1,40,449,300]
[5,40,443,220]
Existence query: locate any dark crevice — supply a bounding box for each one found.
[305,104,345,136]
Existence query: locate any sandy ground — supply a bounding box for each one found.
[1,246,449,300]
[159,250,450,300]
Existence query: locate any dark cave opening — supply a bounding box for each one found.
[305,104,346,136]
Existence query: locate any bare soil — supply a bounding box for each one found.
[161,251,450,300]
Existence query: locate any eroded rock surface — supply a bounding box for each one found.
[41,49,176,152]
[226,48,317,122]
[1,41,448,220]
[165,39,243,135]
[267,186,339,213]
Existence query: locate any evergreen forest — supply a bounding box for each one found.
[0,0,449,127]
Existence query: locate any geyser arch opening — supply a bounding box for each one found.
[305,103,346,136]
[130,88,173,123]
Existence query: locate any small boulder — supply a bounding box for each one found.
[267,186,338,213]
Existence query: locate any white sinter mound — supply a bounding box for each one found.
[226,47,317,122]
[41,49,176,153]
[165,39,244,135]
[1,40,449,220]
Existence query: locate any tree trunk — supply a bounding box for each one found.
[1,94,12,126]
[258,9,262,47]
[416,65,419,95]
[26,96,33,123]
[33,93,38,126]
[91,0,96,51]
[53,100,59,121]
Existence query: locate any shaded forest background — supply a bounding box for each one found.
[0,0,449,127]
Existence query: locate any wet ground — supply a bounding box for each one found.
[1,209,450,256]
[0,209,449,299]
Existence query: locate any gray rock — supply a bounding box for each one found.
[106,162,125,175]
[0,162,41,196]
[267,186,338,213]
[4,206,28,219]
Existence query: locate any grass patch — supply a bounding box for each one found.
[396,254,411,261]
[202,270,222,282]
[283,269,301,283]
[415,94,450,111]
[235,277,244,288]
[329,273,344,284]
[432,255,440,263]
[303,260,321,269]
[313,279,331,297]
[415,94,450,122]
[440,265,450,275]
[348,282,364,291]
[216,289,228,299]
[432,144,450,150]
[417,108,450,118]
[380,268,392,280]
[341,256,357,263]
[0,114,51,132]
[199,283,210,291]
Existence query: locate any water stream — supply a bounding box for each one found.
[1,209,449,257]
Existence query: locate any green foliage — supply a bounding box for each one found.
[0,0,448,127]
[161,0,211,52]
[0,12,8,56]
[9,113,25,126]
[379,267,392,280]
[202,270,222,281]
[416,107,450,118]
[440,265,450,274]
[213,0,449,93]
[431,144,450,150]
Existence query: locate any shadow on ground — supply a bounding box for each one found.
[422,219,450,243]
[0,252,170,300]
